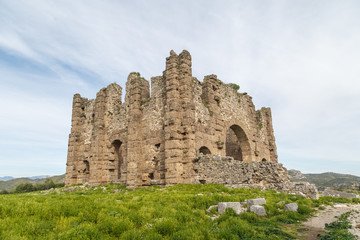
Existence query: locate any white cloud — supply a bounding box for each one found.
[0,0,359,176]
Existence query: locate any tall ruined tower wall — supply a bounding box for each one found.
[65,50,278,187]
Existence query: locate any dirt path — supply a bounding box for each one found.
[297,204,360,240]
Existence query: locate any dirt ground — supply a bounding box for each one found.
[296,204,360,240]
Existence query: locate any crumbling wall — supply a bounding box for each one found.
[192,155,289,185]
[65,50,280,188]
[193,155,319,199]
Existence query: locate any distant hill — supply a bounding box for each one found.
[289,170,360,190]
[0,174,65,191]
[0,176,15,181]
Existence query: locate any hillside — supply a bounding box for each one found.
[288,170,360,190]
[0,174,65,191]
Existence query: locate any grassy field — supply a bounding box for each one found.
[0,183,357,240]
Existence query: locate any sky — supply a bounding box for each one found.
[0,0,359,177]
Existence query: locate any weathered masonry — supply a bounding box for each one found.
[65,50,278,187]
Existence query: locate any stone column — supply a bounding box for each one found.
[163,50,196,185]
[125,73,150,187]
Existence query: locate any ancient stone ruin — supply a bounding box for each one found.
[65,50,279,188]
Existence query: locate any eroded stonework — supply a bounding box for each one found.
[65,50,278,188]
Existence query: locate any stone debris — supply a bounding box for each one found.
[250,205,267,216]
[322,188,360,200]
[218,202,245,215]
[284,203,298,212]
[348,210,360,238]
[194,155,319,199]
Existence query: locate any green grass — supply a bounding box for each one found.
[0,183,352,239]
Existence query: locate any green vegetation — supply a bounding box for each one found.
[319,212,357,240]
[0,183,357,239]
[228,83,240,91]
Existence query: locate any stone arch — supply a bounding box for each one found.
[112,140,123,179]
[225,124,251,162]
[199,146,211,155]
[262,158,267,162]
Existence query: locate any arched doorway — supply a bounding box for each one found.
[112,140,123,179]
[225,125,251,161]
[199,146,211,155]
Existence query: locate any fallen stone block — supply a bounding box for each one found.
[250,205,267,216]
[247,198,266,209]
[284,203,298,212]
[218,202,245,215]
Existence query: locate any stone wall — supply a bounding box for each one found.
[192,155,289,185]
[193,155,319,199]
[65,50,279,188]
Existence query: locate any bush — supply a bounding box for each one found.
[0,190,9,195]
[228,83,240,91]
[15,183,34,193]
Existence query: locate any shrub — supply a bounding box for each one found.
[228,83,240,91]
[15,183,34,193]
[0,190,9,195]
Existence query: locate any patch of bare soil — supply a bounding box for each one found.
[297,204,360,240]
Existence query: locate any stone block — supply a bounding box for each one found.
[284,203,298,212]
[250,205,267,216]
[246,198,266,209]
[218,202,245,215]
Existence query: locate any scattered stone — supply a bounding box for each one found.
[322,188,359,200]
[63,187,76,192]
[277,201,285,205]
[247,198,266,209]
[281,182,319,199]
[218,202,245,215]
[250,205,267,216]
[284,203,298,212]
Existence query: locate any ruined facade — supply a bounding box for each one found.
[65,50,278,187]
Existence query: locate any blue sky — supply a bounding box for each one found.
[0,0,359,177]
